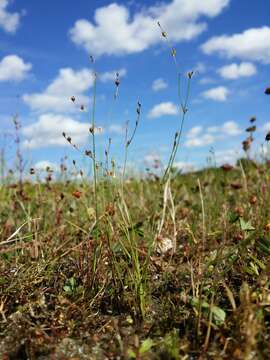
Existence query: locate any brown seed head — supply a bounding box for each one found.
[85,150,92,157]
[221,163,234,171]
[249,195,257,205]
[231,182,243,190]
[234,206,244,217]
[246,125,256,132]
[72,190,82,199]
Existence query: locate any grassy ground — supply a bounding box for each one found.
[0,159,270,359]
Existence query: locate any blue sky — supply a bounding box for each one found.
[0,0,270,175]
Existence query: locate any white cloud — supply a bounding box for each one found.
[0,0,21,33]
[185,133,215,147]
[108,124,125,134]
[214,149,240,165]
[218,62,257,79]
[261,122,270,132]
[99,68,127,82]
[144,152,161,165]
[152,78,168,91]
[207,126,218,133]
[34,161,58,172]
[148,101,178,118]
[0,55,31,82]
[222,121,241,135]
[202,86,229,101]
[174,161,195,173]
[186,126,202,138]
[23,68,93,113]
[199,77,216,85]
[23,67,125,113]
[22,113,102,149]
[201,26,270,64]
[192,62,207,74]
[69,0,230,56]
[185,121,241,147]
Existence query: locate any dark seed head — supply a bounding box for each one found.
[265,131,270,141]
[246,125,256,132]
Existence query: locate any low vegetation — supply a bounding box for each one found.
[1,157,270,359]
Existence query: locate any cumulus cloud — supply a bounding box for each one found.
[202,86,229,101]
[0,0,21,33]
[261,122,270,132]
[152,78,168,91]
[22,113,102,149]
[185,133,215,147]
[144,152,161,166]
[214,149,240,165]
[186,126,202,138]
[23,67,123,113]
[148,101,178,118]
[23,68,93,113]
[199,77,216,85]
[185,121,241,147]
[221,121,241,135]
[108,124,125,134]
[99,68,127,82]
[0,55,31,82]
[218,62,257,79]
[34,161,59,172]
[174,161,195,173]
[201,26,270,64]
[69,0,230,56]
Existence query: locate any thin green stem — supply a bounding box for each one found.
[91,72,98,220]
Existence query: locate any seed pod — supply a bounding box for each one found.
[221,163,233,171]
[249,195,257,205]
[70,96,76,102]
[266,131,270,141]
[235,206,244,217]
[246,126,256,132]
[72,190,82,199]
[265,87,270,95]
[231,182,243,190]
[171,48,176,57]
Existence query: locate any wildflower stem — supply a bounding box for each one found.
[91,72,98,220]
